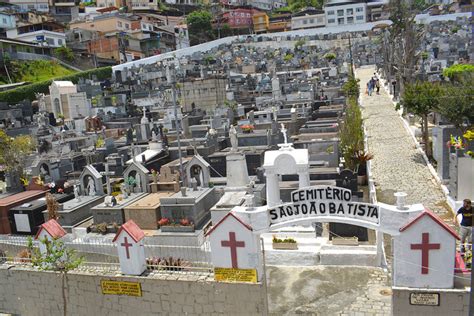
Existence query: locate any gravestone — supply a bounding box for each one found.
[123,161,150,193]
[79,165,104,196]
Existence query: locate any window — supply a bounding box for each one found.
[356,7,363,12]
[346,8,353,15]
[117,21,122,27]
[125,23,130,29]
[328,18,335,23]
[347,17,354,24]
[309,18,314,23]
[58,39,63,45]
[2,18,6,24]
[247,13,250,17]
[337,10,344,16]
[327,10,334,15]
[46,38,54,45]
[338,17,344,24]
[356,15,364,20]
[303,19,308,25]
[236,19,240,24]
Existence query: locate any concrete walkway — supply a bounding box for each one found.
[267,265,392,315]
[356,66,449,218]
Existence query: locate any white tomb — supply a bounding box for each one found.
[35,219,67,255]
[207,212,263,280]
[393,209,459,289]
[113,220,147,275]
[263,124,310,207]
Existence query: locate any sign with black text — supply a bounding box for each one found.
[268,186,379,226]
[409,293,440,306]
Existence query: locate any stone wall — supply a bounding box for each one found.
[392,287,469,316]
[0,266,267,316]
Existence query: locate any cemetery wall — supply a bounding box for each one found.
[0,265,267,316]
[392,287,469,316]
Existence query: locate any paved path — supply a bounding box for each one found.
[356,66,449,218]
[267,266,391,316]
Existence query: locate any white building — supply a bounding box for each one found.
[6,29,66,47]
[5,0,49,12]
[291,8,326,30]
[324,0,367,26]
[251,0,287,11]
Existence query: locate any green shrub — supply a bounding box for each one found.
[0,66,112,104]
[443,64,474,82]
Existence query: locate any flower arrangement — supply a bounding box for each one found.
[158,218,170,227]
[352,150,374,164]
[124,176,136,187]
[447,135,465,150]
[146,256,190,271]
[20,177,29,187]
[240,124,254,133]
[272,235,297,244]
[158,217,194,227]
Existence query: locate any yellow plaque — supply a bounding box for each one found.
[214,267,257,283]
[101,280,142,297]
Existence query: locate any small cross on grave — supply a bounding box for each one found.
[410,232,440,274]
[100,162,115,196]
[221,232,245,268]
[121,236,133,259]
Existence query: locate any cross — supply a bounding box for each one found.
[100,162,115,195]
[410,232,440,275]
[121,237,133,259]
[221,232,245,268]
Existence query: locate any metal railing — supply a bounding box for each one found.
[0,234,213,276]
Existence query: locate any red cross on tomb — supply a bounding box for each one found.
[221,232,245,268]
[410,232,440,274]
[121,236,133,259]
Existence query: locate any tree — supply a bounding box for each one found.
[187,10,214,46]
[28,237,83,316]
[342,74,360,99]
[383,0,424,95]
[401,81,442,157]
[437,82,474,133]
[0,130,35,177]
[442,64,474,83]
[46,193,60,220]
[54,46,74,62]
[340,97,364,171]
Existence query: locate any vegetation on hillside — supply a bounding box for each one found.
[0,60,76,85]
[187,10,215,46]
[275,0,324,12]
[0,66,112,103]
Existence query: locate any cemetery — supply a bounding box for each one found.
[0,13,473,316]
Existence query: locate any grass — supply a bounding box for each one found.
[0,60,76,85]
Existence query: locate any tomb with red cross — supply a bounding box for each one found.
[206,212,263,280]
[393,209,460,289]
[113,219,147,275]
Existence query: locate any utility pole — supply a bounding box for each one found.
[348,33,354,76]
[169,64,185,187]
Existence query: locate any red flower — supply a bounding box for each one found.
[158,218,170,226]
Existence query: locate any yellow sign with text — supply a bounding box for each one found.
[214,267,257,283]
[101,280,142,297]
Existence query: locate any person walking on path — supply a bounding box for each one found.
[367,79,374,96]
[375,79,380,95]
[454,199,473,255]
